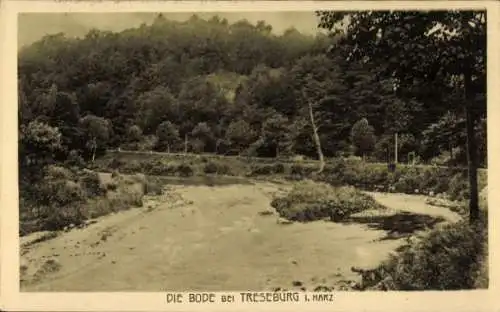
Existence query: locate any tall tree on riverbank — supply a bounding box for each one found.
[317,10,486,224]
[351,118,376,160]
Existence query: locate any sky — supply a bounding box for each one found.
[18,12,322,48]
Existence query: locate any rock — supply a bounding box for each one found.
[277,218,293,225]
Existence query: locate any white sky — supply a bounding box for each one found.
[18,12,322,48]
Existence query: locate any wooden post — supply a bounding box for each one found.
[394,132,398,164]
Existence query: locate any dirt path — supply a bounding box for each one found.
[20,182,461,292]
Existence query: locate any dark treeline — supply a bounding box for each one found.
[19,13,487,178]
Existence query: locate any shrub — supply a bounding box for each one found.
[290,164,315,178]
[367,220,488,290]
[272,163,286,174]
[249,164,275,176]
[448,173,469,201]
[108,157,125,170]
[65,150,85,168]
[35,179,87,230]
[203,161,218,174]
[203,161,232,175]
[148,160,177,176]
[37,177,87,208]
[78,169,105,197]
[120,160,143,174]
[177,163,194,177]
[45,165,75,181]
[145,179,163,195]
[271,181,383,222]
[106,181,118,191]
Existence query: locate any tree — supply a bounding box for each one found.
[20,120,63,166]
[261,113,294,158]
[318,10,486,223]
[191,122,214,153]
[19,121,63,185]
[350,118,376,160]
[135,86,178,135]
[306,88,325,172]
[156,121,180,153]
[224,119,256,155]
[290,54,349,171]
[421,111,466,162]
[127,125,143,143]
[80,114,112,162]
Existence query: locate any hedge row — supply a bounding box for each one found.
[94,155,487,202]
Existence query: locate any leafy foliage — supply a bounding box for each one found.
[155,121,180,152]
[317,10,486,221]
[369,219,488,290]
[351,118,376,158]
[271,181,383,222]
[19,13,486,166]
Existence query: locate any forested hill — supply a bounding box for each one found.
[18,13,487,166]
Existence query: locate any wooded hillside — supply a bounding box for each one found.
[19,13,487,170]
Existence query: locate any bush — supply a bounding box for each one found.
[249,164,274,176]
[145,179,163,195]
[248,163,288,176]
[106,181,118,191]
[203,161,232,175]
[44,165,75,181]
[271,181,383,222]
[148,160,177,176]
[367,220,488,290]
[272,163,286,174]
[177,163,194,177]
[111,170,120,178]
[108,157,125,170]
[290,164,316,178]
[449,173,469,201]
[65,150,85,168]
[37,174,86,208]
[78,169,105,197]
[36,179,87,230]
[120,160,143,174]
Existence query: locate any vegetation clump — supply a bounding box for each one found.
[19,164,163,235]
[271,180,383,222]
[357,219,488,290]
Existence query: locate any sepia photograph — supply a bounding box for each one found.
[1,1,498,311]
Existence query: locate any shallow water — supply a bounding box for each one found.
[20,181,459,291]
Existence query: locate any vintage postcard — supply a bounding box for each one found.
[1,0,499,311]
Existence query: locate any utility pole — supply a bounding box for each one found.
[394,132,398,164]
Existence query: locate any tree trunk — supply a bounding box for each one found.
[464,71,479,224]
[308,100,325,173]
[167,144,170,154]
[184,134,188,154]
[91,138,97,162]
